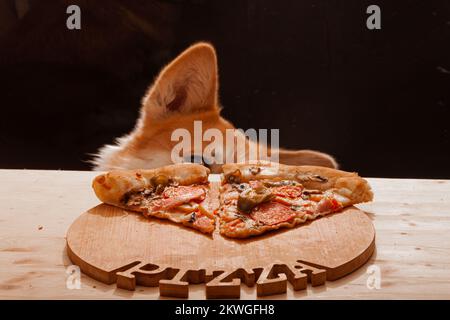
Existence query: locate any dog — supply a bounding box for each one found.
[92,43,337,173]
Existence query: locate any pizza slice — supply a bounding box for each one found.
[217,161,373,238]
[92,163,216,234]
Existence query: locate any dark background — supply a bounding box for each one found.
[0,0,449,178]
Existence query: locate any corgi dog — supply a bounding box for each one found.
[92,43,337,173]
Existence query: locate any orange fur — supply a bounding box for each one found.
[92,43,337,172]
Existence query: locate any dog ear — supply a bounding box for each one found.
[141,42,219,121]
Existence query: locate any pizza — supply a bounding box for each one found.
[217,161,373,238]
[92,163,216,234]
[92,162,373,238]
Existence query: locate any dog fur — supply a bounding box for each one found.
[92,43,337,173]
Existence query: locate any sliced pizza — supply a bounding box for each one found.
[218,161,373,238]
[92,163,216,234]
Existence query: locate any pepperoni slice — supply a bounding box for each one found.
[316,197,343,214]
[149,186,206,212]
[163,185,205,200]
[270,185,303,198]
[250,202,296,226]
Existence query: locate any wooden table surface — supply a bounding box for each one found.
[1,169,449,299]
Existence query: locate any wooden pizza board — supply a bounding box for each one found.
[66,182,375,299]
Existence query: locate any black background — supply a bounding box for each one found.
[2,300,449,319]
[0,0,449,178]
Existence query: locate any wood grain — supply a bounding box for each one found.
[1,170,450,299]
[65,184,375,298]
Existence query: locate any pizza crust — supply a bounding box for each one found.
[221,161,373,205]
[92,163,210,206]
